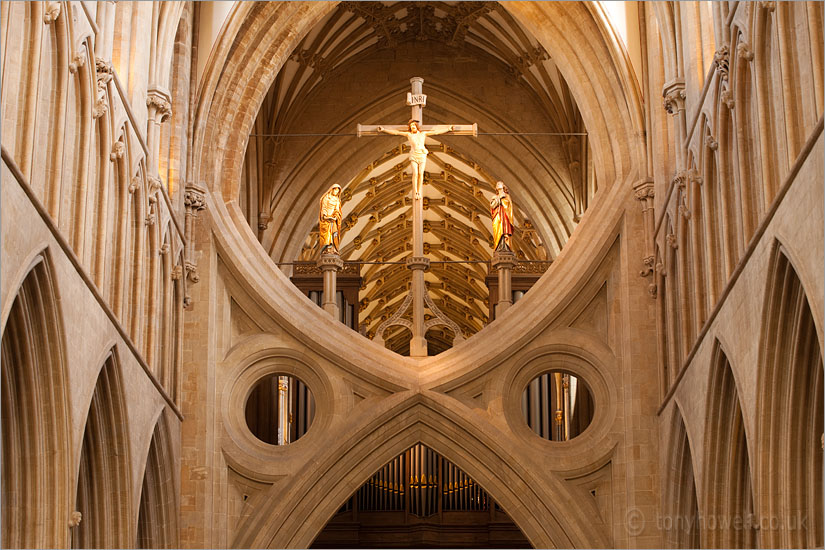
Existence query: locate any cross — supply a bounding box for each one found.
[357,77,477,357]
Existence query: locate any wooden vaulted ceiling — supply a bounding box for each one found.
[242,1,595,354]
[268,2,584,136]
[298,141,546,354]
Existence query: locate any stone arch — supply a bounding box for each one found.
[136,408,178,548]
[233,392,608,548]
[756,241,824,548]
[1,250,72,548]
[662,403,699,548]
[651,2,681,83]
[701,341,756,548]
[191,0,646,379]
[73,348,132,548]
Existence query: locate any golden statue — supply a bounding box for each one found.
[319,184,342,254]
[490,181,514,252]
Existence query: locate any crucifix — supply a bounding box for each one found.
[357,77,477,357]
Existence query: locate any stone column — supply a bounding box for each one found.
[492,250,517,317]
[634,179,655,284]
[317,253,343,319]
[662,80,687,170]
[406,256,430,357]
[183,184,206,308]
[146,86,172,178]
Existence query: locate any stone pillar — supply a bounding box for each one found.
[634,179,655,285]
[662,80,687,170]
[492,251,517,317]
[146,86,172,178]
[406,256,430,357]
[183,184,206,308]
[317,253,343,319]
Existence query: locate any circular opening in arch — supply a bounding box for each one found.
[521,370,594,441]
[245,374,316,445]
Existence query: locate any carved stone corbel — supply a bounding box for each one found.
[258,211,270,231]
[159,243,170,256]
[633,179,656,279]
[705,135,718,151]
[662,80,686,115]
[720,88,735,109]
[43,2,61,24]
[110,141,125,162]
[93,58,113,118]
[713,45,730,82]
[183,184,207,298]
[92,98,108,119]
[147,175,162,204]
[128,176,140,194]
[146,87,172,123]
[666,232,678,249]
[68,510,82,528]
[69,51,86,74]
[736,42,754,62]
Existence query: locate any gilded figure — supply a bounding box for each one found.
[491,181,514,252]
[319,184,342,254]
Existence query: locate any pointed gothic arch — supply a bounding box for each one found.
[1,251,72,548]
[233,392,608,548]
[136,408,179,548]
[663,403,699,549]
[701,341,756,548]
[756,241,824,548]
[73,349,132,548]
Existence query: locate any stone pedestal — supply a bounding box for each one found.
[317,253,344,319]
[492,251,517,317]
[406,256,431,357]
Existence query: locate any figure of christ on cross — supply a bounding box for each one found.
[375,120,454,200]
[357,77,477,357]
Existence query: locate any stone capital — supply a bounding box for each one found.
[316,254,344,271]
[662,80,686,115]
[713,45,730,81]
[184,184,207,212]
[405,256,431,271]
[736,42,754,62]
[43,2,61,24]
[146,86,172,123]
[110,141,125,162]
[491,250,518,270]
[633,179,655,201]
